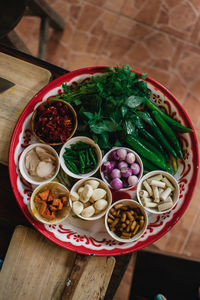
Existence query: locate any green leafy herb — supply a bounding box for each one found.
[52,66,150,149]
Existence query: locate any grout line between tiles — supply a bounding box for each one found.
[180,210,199,255]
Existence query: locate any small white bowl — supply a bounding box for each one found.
[100,147,143,191]
[59,136,102,179]
[30,181,70,224]
[137,170,179,214]
[19,143,60,185]
[105,199,148,243]
[69,177,112,221]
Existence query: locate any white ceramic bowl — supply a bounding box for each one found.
[19,143,60,185]
[30,181,70,224]
[105,199,148,243]
[137,170,179,214]
[100,147,143,191]
[59,136,102,179]
[69,177,112,221]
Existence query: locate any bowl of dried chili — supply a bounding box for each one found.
[31,99,78,146]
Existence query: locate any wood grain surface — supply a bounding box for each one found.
[0,52,51,164]
[0,226,76,300]
[0,226,115,300]
[62,254,115,300]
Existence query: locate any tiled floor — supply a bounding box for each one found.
[14,0,200,299]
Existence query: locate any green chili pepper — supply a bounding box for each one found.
[136,111,178,158]
[139,128,169,162]
[141,156,159,172]
[145,98,193,133]
[89,148,97,167]
[126,135,173,173]
[170,154,178,174]
[137,136,167,163]
[152,110,183,159]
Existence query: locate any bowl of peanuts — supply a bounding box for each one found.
[105,199,148,243]
[137,170,179,214]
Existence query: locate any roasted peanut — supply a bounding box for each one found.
[116,210,121,217]
[114,203,123,210]
[140,219,144,228]
[133,224,140,235]
[111,218,119,227]
[126,224,131,232]
[108,213,115,220]
[126,211,134,221]
[131,221,137,231]
[121,212,126,222]
[121,232,131,237]
[121,206,128,210]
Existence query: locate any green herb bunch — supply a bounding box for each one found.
[53,65,192,174]
[54,66,149,149]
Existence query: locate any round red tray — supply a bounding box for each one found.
[9,67,199,256]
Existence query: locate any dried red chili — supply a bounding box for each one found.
[34,100,74,143]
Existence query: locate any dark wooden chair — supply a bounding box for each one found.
[0,0,65,59]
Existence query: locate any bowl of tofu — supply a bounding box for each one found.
[137,170,179,214]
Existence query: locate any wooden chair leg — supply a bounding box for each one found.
[26,0,65,31]
[38,16,49,60]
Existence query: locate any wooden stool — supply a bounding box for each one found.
[0,226,115,300]
[0,0,65,59]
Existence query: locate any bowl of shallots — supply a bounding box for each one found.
[100,147,143,191]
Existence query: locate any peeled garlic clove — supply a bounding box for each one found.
[86,180,100,190]
[81,205,95,218]
[77,187,84,194]
[36,161,55,178]
[94,199,108,211]
[79,193,90,203]
[92,188,107,201]
[72,201,84,215]
[70,191,79,201]
[82,184,93,199]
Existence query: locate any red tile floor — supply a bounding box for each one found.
[14,0,200,299]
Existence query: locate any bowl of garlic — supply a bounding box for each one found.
[69,177,112,220]
[19,143,60,185]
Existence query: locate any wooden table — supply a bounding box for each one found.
[0,44,132,299]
